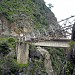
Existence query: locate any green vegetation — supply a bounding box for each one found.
[0,37,17,55]
[0,37,17,49]
[0,37,16,56]
[3,56,19,73]
[27,59,47,75]
[7,37,17,49]
[65,61,74,75]
[0,42,10,56]
[64,41,75,75]
[47,47,66,74]
[18,63,29,68]
[0,37,17,74]
[0,0,50,31]
[0,37,29,74]
[29,44,37,51]
[69,41,75,47]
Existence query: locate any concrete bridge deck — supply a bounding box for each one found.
[16,36,71,48]
[32,39,70,48]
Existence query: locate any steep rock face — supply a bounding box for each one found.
[29,46,54,75]
[0,0,63,38]
[0,15,17,36]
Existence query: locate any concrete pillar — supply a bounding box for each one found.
[16,42,29,64]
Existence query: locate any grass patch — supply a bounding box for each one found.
[18,63,29,68]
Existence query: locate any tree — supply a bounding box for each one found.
[48,3,54,9]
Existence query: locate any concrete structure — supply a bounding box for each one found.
[16,42,29,64]
[16,38,70,64]
[32,39,70,48]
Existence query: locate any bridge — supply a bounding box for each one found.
[18,36,71,48]
[32,38,70,48]
[16,15,75,48]
[58,15,75,37]
[16,37,71,64]
[16,15,75,64]
[25,15,75,48]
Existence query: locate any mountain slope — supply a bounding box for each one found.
[0,0,63,38]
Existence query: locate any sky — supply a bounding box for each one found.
[44,0,75,21]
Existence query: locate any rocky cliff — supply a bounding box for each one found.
[0,0,63,38]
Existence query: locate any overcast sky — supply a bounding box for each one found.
[44,0,75,21]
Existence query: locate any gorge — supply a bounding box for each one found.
[0,0,75,75]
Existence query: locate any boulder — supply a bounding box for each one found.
[29,46,54,75]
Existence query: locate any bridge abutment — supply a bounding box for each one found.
[16,42,29,64]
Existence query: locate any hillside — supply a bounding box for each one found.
[0,0,63,38]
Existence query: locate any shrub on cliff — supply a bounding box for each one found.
[0,42,10,56]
